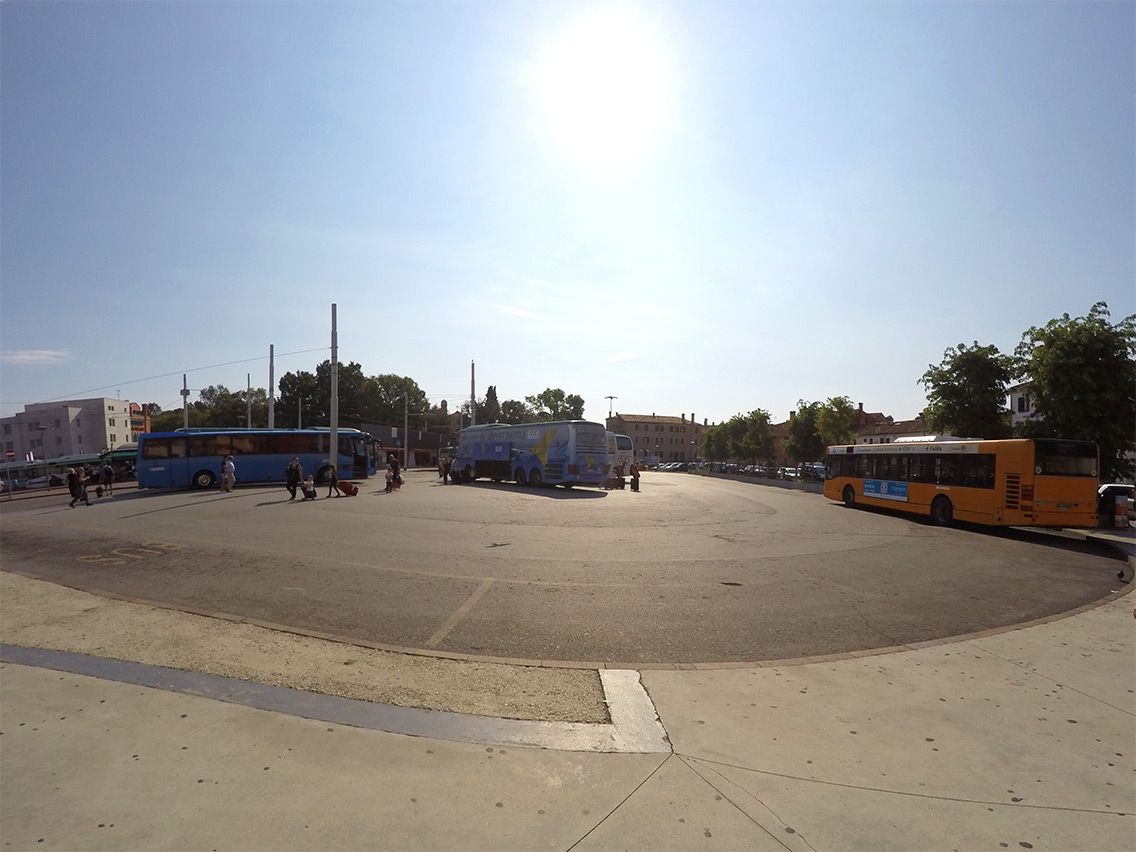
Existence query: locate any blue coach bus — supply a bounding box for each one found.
[454,420,609,487]
[136,427,379,490]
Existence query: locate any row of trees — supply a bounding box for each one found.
[703,303,1135,482]
[701,397,861,472]
[147,361,586,440]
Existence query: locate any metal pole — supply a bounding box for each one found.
[330,303,338,474]
[404,392,410,469]
[268,344,275,429]
[247,373,252,428]
[182,374,189,429]
[470,360,476,427]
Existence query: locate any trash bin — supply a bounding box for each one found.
[1115,494,1130,529]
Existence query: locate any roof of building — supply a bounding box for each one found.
[612,413,703,426]
[857,416,928,437]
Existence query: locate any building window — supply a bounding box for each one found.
[1017,397,1030,413]
[109,419,116,427]
[2,425,9,436]
[110,434,117,445]
[52,419,61,428]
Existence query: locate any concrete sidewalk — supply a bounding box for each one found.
[2,587,1132,850]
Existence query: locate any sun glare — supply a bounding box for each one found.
[531,8,672,176]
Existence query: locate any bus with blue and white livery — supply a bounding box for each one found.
[454,420,609,488]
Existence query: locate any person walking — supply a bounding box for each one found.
[285,457,303,500]
[221,455,236,492]
[73,466,91,506]
[99,461,115,496]
[66,467,89,507]
[630,460,641,492]
[385,453,401,493]
[442,455,451,485]
[327,464,339,497]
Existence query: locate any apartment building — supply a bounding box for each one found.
[0,398,147,461]
[606,412,709,465]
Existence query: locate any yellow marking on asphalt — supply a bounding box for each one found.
[425,577,495,647]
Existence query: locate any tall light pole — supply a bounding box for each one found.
[605,395,617,423]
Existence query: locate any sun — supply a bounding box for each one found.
[530,7,672,176]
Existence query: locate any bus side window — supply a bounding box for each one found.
[170,437,187,459]
[141,438,170,460]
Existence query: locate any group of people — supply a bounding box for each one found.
[282,454,402,500]
[66,461,116,507]
[438,456,460,484]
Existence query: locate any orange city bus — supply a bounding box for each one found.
[823,438,1099,527]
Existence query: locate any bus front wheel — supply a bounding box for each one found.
[192,470,216,490]
[930,496,954,526]
[315,466,332,485]
[529,468,543,487]
[842,485,855,507]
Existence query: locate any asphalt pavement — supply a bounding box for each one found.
[1,476,1133,850]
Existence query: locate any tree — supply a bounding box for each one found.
[919,342,1013,439]
[277,370,321,428]
[815,396,859,447]
[1014,302,1136,481]
[500,399,532,424]
[702,424,729,467]
[721,410,773,465]
[481,386,502,424]
[784,400,825,463]
[525,388,585,421]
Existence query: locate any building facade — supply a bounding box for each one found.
[606,413,709,465]
[0,398,147,461]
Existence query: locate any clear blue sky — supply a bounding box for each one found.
[2,1,1133,426]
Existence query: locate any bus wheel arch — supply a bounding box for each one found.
[192,470,217,490]
[842,485,855,507]
[930,495,954,526]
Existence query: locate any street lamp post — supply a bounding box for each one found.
[37,428,50,492]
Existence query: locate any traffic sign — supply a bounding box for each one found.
[5,450,13,460]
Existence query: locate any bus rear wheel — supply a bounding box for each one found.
[192,470,216,490]
[514,467,527,486]
[842,485,855,507]
[930,496,954,526]
[529,468,543,487]
[315,466,332,485]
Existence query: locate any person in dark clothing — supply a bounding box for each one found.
[67,467,89,507]
[442,456,451,485]
[327,464,339,497]
[285,457,303,500]
[630,461,641,492]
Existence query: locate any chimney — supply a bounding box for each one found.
[691,412,695,424]
[703,418,708,426]
[858,402,864,412]
[681,413,686,422]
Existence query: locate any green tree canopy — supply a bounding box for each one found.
[722,410,773,465]
[481,386,502,424]
[500,399,533,424]
[784,400,825,463]
[1013,302,1136,481]
[919,342,1013,439]
[525,388,585,421]
[815,396,859,447]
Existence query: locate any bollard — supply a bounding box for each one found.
[1114,494,1130,529]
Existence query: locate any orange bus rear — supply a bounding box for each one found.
[823,438,1098,527]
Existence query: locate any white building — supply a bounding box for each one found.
[1007,382,1035,429]
[1,397,136,461]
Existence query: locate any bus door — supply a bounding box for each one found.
[352,436,370,478]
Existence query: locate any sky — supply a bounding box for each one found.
[2,1,1133,427]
